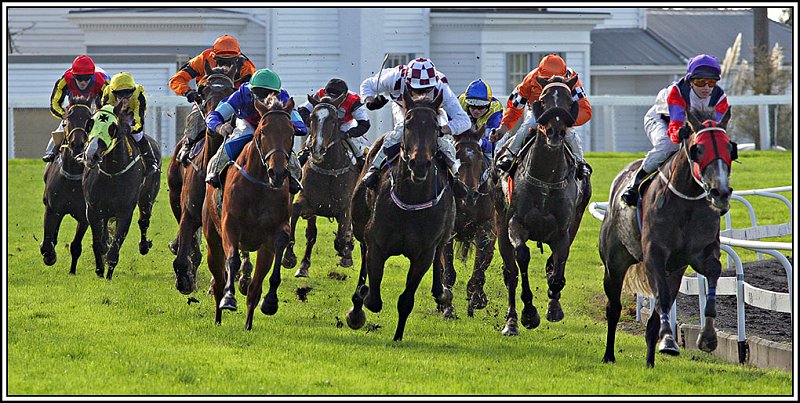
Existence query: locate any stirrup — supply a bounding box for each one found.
[42,153,56,163]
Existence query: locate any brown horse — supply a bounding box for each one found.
[440,124,496,318]
[281,91,358,277]
[202,95,295,329]
[600,107,735,368]
[82,103,162,279]
[166,69,247,295]
[40,97,93,274]
[491,74,592,335]
[345,88,456,341]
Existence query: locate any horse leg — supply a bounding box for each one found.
[346,242,369,330]
[68,218,89,275]
[600,245,637,364]
[173,216,198,295]
[260,228,290,317]
[41,207,64,267]
[295,216,317,278]
[467,229,494,316]
[645,246,680,357]
[363,246,387,314]
[433,242,455,319]
[336,213,354,268]
[281,203,302,269]
[496,222,520,336]
[204,224,226,325]
[219,246,241,311]
[395,250,435,341]
[696,255,721,353]
[545,238,571,323]
[644,307,661,368]
[238,251,253,296]
[87,210,106,278]
[105,211,135,280]
[244,246,270,331]
[137,198,154,256]
[509,217,539,330]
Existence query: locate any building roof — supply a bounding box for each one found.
[591,28,684,66]
[646,8,793,65]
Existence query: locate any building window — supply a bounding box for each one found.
[506,52,564,93]
[386,53,415,68]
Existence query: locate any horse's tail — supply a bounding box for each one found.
[622,262,654,297]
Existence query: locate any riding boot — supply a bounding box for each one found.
[136,136,160,176]
[355,155,366,172]
[495,152,515,172]
[205,145,230,189]
[363,154,386,189]
[576,160,593,181]
[297,147,311,166]
[620,167,649,207]
[177,136,198,167]
[42,137,58,162]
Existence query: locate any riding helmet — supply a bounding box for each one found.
[71,55,96,75]
[405,58,439,89]
[250,68,282,91]
[324,78,348,97]
[464,79,493,107]
[110,72,137,92]
[537,54,567,78]
[213,34,241,57]
[686,54,721,80]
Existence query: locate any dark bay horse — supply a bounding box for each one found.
[491,74,592,335]
[282,91,358,277]
[82,103,162,279]
[600,107,735,368]
[40,97,93,274]
[346,88,456,341]
[441,125,496,318]
[202,95,295,329]
[166,69,247,295]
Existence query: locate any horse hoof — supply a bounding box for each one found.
[43,253,57,267]
[697,332,718,353]
[175,274,196,295]
[545,300,564,322]
[260,295,278,315]
[282,252,297,269]
[139,239,152,255]
[470,289,488,310]
[219,294,237,311]
[105,269,114,280]
[238,275,251,296]
[346,308,366,329]
[502,320,519,336]
[658,335,680,356]
[602,354,616,364]
[95,268,105,278]
[339,256,353,268]
[441,306,457,320]
[521,305,540,329]
[294,266,309,278]
[467,304,475,318]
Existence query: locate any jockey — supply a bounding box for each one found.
[169,34,257,165]
[102,72,160,175]
[359,57,470,197]
[204,68,307,193]
[621,54,730,206]
[44,55,110,162]
[297,78,371,169]
[458,79,505,162]
[492,54,593,180]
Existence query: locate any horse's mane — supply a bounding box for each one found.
[265,95,285,111]
[689,106,717,123]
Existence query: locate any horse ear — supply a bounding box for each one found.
[108,122,118,137]
[308,93,319,107]
[253,97,269,116]
[686,109,702,132]
[536,76,550,88]
[285,97,295,113]
[566,75,578,89]
[718,107,732,130]
[85,118,94,133]
[402,86,414,110]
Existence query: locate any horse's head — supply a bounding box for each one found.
[83,105,121,169]
[306,91,346,163]
[253,95,296,189]
[454,124,487,186]
[532,75,579,148]
[63,96,93,158]
[201,66,236,115]
[401,86,443,183]
[685,106,736,214]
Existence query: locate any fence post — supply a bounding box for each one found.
[758,104,770,150]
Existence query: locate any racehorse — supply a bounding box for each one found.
[440,124,496,318]
[346,88,456,341]
[491,74,592,336]
[165,68,252,295]
[281,91,358,277]
[82,102,162,279]
[40,96,93,274]
[600,106,735,368]
[202,95,295,329]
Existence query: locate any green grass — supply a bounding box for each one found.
[5,152,794,396]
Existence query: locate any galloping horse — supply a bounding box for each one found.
[282,91,358,277]
[202,95,295,329]
[600,107,735,367]
[441,125,496,318]
[82,103,162,279]
[491,74,592,335]
[346,88,456,341]
[166,68,246,294]
[40,96,93,274]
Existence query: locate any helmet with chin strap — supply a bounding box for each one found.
[464,79,493,107]
[686,54,721,80]
[71,55,95,75]
[405,58,439,89]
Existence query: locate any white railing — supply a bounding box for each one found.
[588,186,793,363]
